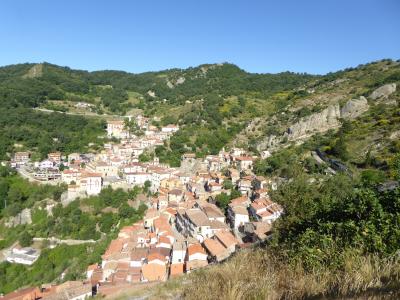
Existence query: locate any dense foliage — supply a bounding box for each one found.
[272,174,400,268]
[0,166,65,218]
[0,240,111,294]
[0,108,105,160]
[0,183,147,293]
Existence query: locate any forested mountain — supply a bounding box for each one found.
[0,62,314,161]
[0,62,314,110]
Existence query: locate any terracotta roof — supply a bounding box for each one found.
[231,205,248,215]
[186,209,210,227]
[128,266,141,275]
[169,188,183,196]
[103,261,118,271]
[230,196,249,206]
[102,239,124,258]
[81,172,102,178]
[141,263,166,282]
[147,252,166,263]
[153,216,171,231]
[235,156,253,161]
[203,238,227,257]
[117,261,130,271]
[91,269,103,285]
[209,220,229,230]
[187,243,206,256]
[158,235,171,245]
[130,247,149,261]
[170,263,184,277]
[148,247,171,259]
[202,205,224,218]
[215,231,239,249]
[113,270,129,282]
[165,207,177,215]
[1,287,41,300]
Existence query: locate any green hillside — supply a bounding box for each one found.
[0,59,399,298]
[0,62,314,162]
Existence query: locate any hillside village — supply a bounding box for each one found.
[1,62,399,299]
[3,113,283,299]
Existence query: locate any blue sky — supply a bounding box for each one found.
[0,0,399,74]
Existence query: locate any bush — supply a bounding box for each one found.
[19,231,33,247]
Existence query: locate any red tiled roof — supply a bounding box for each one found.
[187,243,206,256]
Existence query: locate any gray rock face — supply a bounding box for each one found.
[370,83,396,100]
[5,208,32,227]
[258,97,371,152]
[166,76,185,89]
[287,105,341,141]
[147,90,156,98]
[340,96,369,119]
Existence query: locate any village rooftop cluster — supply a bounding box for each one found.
[4,114,283,299]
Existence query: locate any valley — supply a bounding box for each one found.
[0,59,399,299]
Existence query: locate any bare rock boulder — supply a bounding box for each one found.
[370,83,396,100]
[340,96,369,119]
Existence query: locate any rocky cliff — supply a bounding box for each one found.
[370,83,396,100]
[257,96,370,152]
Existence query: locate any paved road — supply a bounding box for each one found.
[33,107,132,119]
[33,237,96,246]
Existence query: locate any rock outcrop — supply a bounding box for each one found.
[287,105,341,141]
[166,76,186,88]
[340,96,369,119]
[23,64,43,78]
[258,97,371,152]
[5,208,32,227]
[370,83,396,100]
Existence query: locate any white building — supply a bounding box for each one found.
[6,247,40,265]
[161,124,179,133]
[126,172,151,186]
[228,206,249,228]
[235,156,254,172]
[107,120,129,138]
[38,159,55,170]
[171,241,186,264]
[82,173,102,195]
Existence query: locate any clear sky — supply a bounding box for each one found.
[0,0,399,74]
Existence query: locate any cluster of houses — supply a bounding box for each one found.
[83,143,283,291]
[11,151,63,181]
[3,115,285,298]
[1,281,93,300]
[61,117,179,201]
[10,116,179,199]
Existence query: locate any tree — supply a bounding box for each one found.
[52,189,63,202]
[230,188,241,199]
[215,193,230,211]
[19,231,33,247]
[143,180,151,194]
[331,135,349,161]
[393,153,400,181]
[222,179,233,190]
[119,203,134,218]
[124,119,143,137]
